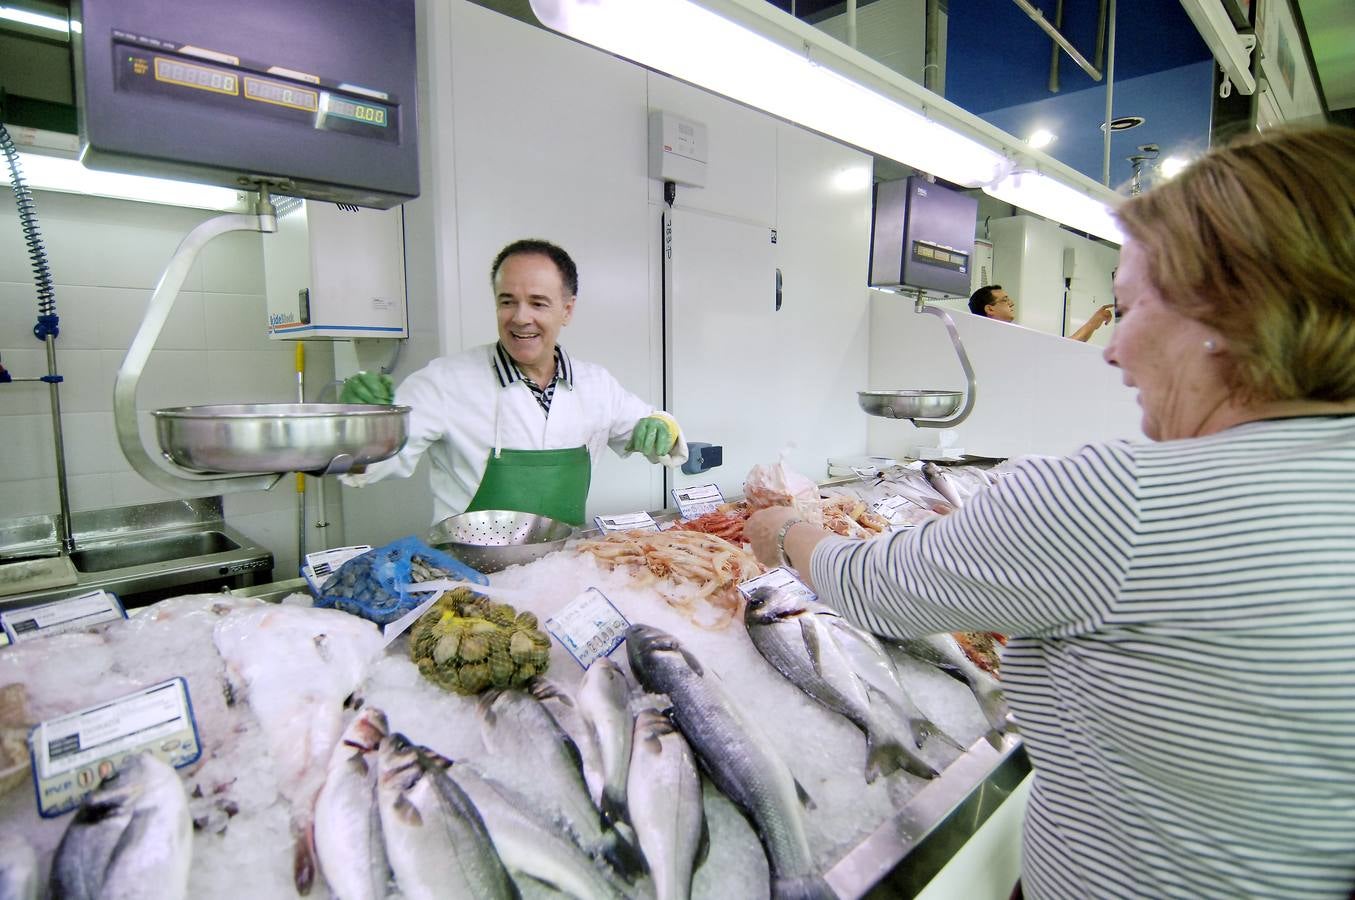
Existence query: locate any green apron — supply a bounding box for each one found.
[465,446,591,526]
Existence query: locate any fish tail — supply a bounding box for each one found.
[600,788,630,829]
[599,822,648,881]
[772,874,837,900]
[293,828,317,895]
[976,686,1012,738]
[864,732,931,783]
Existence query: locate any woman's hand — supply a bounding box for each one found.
[745,506,805,568]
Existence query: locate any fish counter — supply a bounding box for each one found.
[0,462,1023,900]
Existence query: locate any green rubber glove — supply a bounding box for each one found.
[340,371,394,405]
[626,416,677,458]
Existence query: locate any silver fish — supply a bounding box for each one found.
[48,752,192,900]
[745,589,936,780]
[0,833,36,900]
[448,760,629,899]
[577,658,634,826]
[628,708,705,900]
[376,734,515,900]
[922,462,964,509]
[478,681,643,879]
[626,624,834,900]
[314,707,390,900]
[900,634,1010,747]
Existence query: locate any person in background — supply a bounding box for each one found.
[340,239,687,526]
[748,126,1355,899]
[969,283,1113,342]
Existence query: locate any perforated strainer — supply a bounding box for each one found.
[427,509,575,573]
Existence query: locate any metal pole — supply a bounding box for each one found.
[1010,0,1102,80]
[1093,0,1108,69]
[43,335,75,553]
[924,0,942,92]
[1048,0,1064,93]
[846,0,857,49]
[1102,0,1117,186]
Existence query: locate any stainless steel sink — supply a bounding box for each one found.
[70,531,241,573]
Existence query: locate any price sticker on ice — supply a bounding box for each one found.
[594,512,659,534]
[30,677,202,818]
[671,484,724,519]
[301,545,372,593]
[737,566,818,605]
[545,588,630,670]
[1,590,126,644]
[870,495,920,530]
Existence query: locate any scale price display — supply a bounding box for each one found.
[326,96,388,127]
[153,57,237,95]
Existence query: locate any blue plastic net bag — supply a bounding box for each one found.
[314,536,487,626]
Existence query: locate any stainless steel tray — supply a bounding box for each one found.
[858,390,963,420]
[428,509,575,573]
[153,403,410,476]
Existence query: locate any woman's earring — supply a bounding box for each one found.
[1203,339,1218,352]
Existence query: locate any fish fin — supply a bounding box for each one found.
[530,677,574,708]
[773,874,838,900]
[695,811,712,869]
[392,793,423,827]
[792,777,815,811]
[679,646,705,677]
[868,733,938,781]
[292,832,316,895]
[346,750,370,777]
[984,728,1005,749]
[343,691,363,710]
[476,689,502,726]
[799,616,826,677]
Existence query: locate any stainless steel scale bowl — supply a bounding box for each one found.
[857,390,963,420]
[428,509,575,574]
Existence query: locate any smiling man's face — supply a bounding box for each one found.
[494,252,575,376]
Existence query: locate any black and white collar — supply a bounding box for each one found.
[492,342,573,389]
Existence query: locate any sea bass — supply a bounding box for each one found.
[376,734,515,900]
[478,681,642,877]
[626,624,833,900]
[745,589,935,780]
[922,462,964,509]
[448,760,629,899]
[313,707,390,900]
[900,634,1010,747]
[628,708,705,900]
[577,658,634,826]
[213,605,384,894]
[48,753,192,900]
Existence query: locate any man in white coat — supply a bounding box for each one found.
[339,239,686,526]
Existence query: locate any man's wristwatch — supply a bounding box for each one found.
[775,517,803,568]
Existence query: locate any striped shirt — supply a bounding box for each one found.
[811,416,1355,899]
[491,341,574,415]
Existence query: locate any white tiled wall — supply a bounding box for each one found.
[0,189,337,579]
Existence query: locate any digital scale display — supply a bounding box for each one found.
[325,96,387,127]
[154,57,237,95]
[911,240,969,274]
[244,76,318,112]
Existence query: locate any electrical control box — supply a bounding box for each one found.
[869,176,978,297]
[648,111,708,187]
[264,199,408,340]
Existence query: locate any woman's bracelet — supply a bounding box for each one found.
[775,517,804,568]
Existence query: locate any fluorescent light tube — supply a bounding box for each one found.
[3,152,247,211]
[0,4,68,34]
[984,170,1123,243]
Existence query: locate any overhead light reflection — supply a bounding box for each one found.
[0,5,68,33]
[1159,156,1190,179]
[1027,129,1057,149]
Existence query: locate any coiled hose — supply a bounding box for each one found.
[1,121,58,328]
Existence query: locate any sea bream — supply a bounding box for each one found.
[744,588,937,780]
[626,624,834,900]
[213,605,384,894]
[900,634,1010,747]
[577,657,635,826]
[313,706,391,900]
[376,734,515,900]
[628,708,705,900]
[48,752,192,900]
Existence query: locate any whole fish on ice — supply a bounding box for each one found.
[213,605,384,894]
[628,708,705,900]
[745,588,936,780]
[626,624,833,900]
[922,462,964,509]
[48,752,191,900]
[900,634,1010,747]
[314,706,391,900]
[577,658,635,825]
[376,734,515,900]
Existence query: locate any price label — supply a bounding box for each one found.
[671,484,724,519]
[1,590,126,643]
[594,512,659,534]
[737,566,818,604]
[871,495,923,530]
[30,677,201,818]
[545,588,630,670]
[301,545,372,593]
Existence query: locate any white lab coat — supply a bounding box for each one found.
[341,343,687,523]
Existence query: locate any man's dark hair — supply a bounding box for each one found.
[968,284,1003,316]
[491,239,579,296]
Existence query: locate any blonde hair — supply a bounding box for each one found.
[1116,126,1355,403]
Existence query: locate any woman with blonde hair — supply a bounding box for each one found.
[748,126,1355,899]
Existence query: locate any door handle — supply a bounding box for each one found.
[775,268,783,312]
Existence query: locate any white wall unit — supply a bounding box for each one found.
[989,215,1118,347]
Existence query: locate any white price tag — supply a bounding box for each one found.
[1,590,126,643]
[871,495,923,530]
[31,678,201,818]
[594,512,659,534]
[737,567,818,605]
[301,545,372,592]
[545,588,630,670]
[671,484,724,519]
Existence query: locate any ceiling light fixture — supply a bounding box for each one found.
[4,151,247,211]
[0,4,68,34]
[1027,129,1057,149]
[529,0,1124,244]
[1159,156,1190,179]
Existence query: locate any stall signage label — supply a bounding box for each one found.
[1,590,126,643]
[546,588,629,670]
[737,567,817,605]
[594,512,659,534]
[671,484,724,519]
[31,677,201,818]
[871,495,921,529]
[301,545,372,592]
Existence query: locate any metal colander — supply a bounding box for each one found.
[428,510,575,574]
